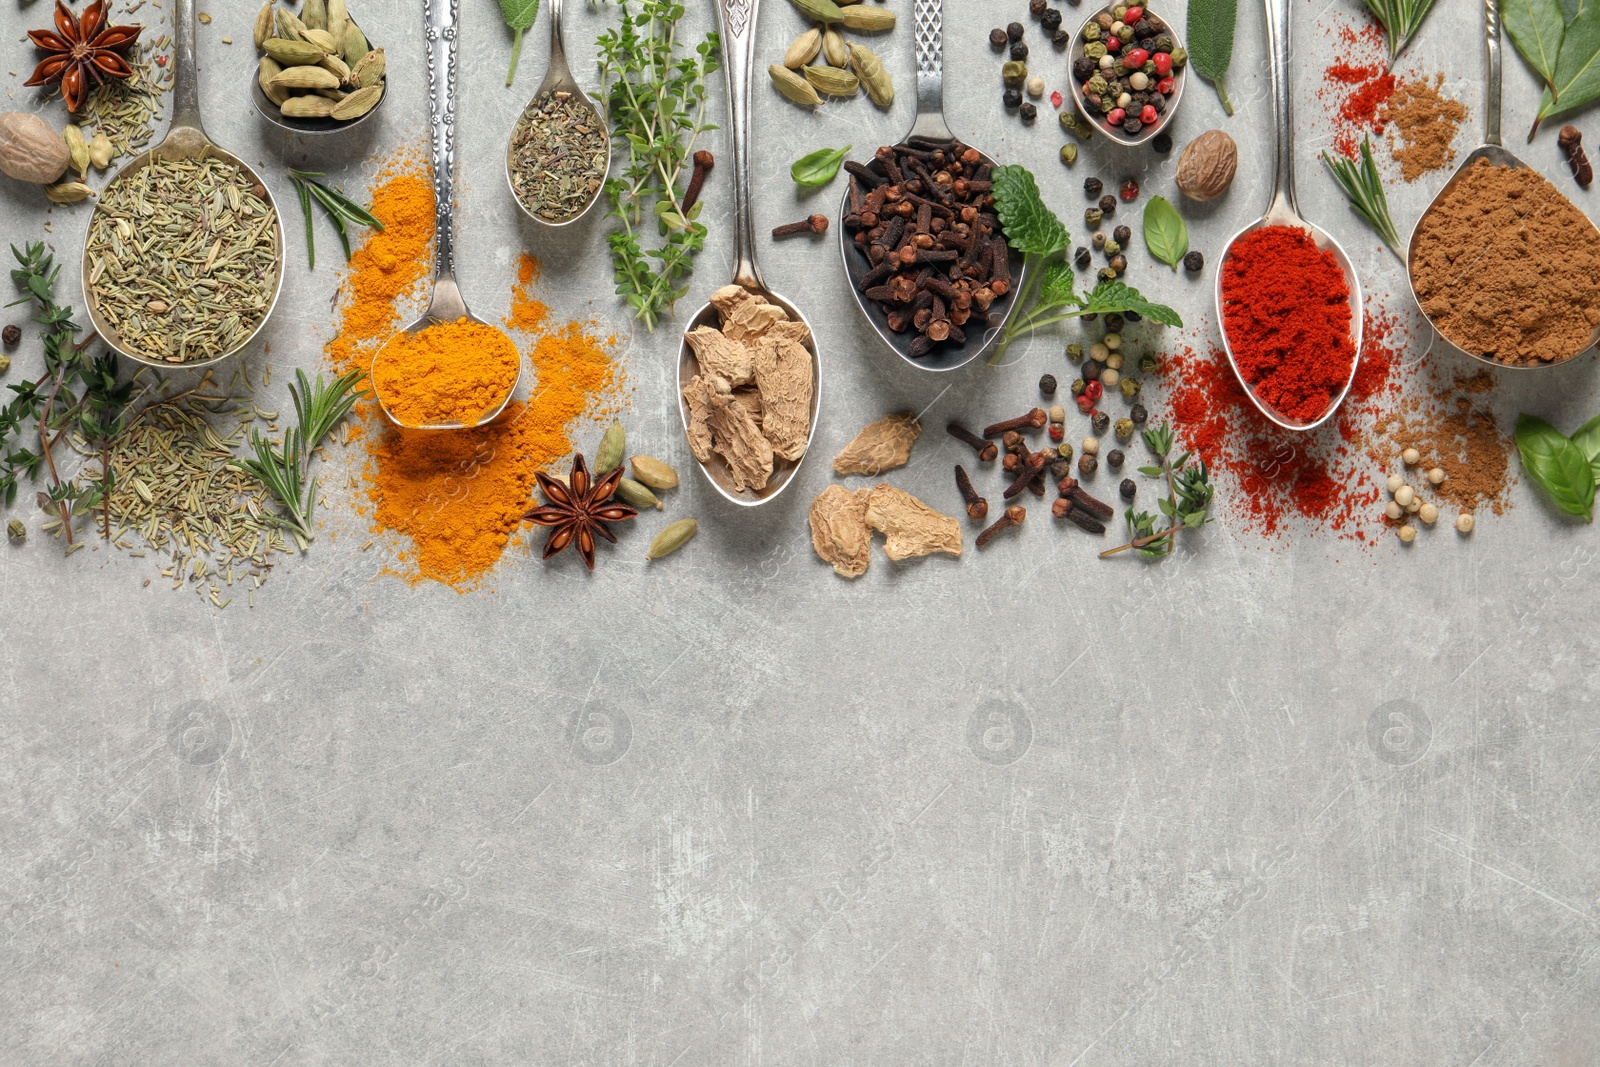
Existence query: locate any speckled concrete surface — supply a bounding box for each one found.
[3,0,1599,1062]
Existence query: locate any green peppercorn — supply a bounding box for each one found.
[1060,143,1078,166]
[1066,343,1084,362]
[1087,74,1109,95]
[1169,46,1187,66]
[1099,96,1116,114]
[1138,353,1159,373]
[1115,417,1135,441]
[1070,378,1086,396]
[0,354,10,375]
[1085,40,1107,60]
[1097,267,1117,282]
[1085,207,1104,227]
[1118,25,1135,42]
[1103,238,1121,256]
[6,518,23,542]
[1057,442,1075,462]
[1153,34,1174,52]
[1002,61,1028,86]
[1120,377,1141,399]
[1083,22,1101,40]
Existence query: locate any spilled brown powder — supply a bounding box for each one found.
[1409,159,1600,364]
[1377,398,1515,516]
[1381,75,1467,181]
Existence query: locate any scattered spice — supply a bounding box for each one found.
[508,91,608,221]
[371,318,521,427]
[1380,74,1467,182]
[833,413,920,476]
[1318,23,1395,158]
[1410,159,1600,364]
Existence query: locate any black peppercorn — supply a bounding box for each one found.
[1010,41,1029,60]
[1007,21,1025,40]
[1072,57,1096,79]
[1120,478,1137,500]
[1084,176,1104,198]
[1039,373,1058,395]
[1129,402,1147,425]
[1091,411,1110,436]
[1109,253,1127,274]
[1074,246,1092,270]
[1112,224,1131,245]
[1106,448,1125,469]
[1146,14,1166,31]
[1152,131,1173,154]
[1122,117,1143,135]
[1053,28,1071,47]
[1068,0,1081,7]
[1098,194,1116,214]
[1030,0,1048,15]
[1042,8,1063,30]
[1122,311,1141,324]
[1103,314,1124,331]
[1184,250,1204,273]
[990,27,1008,49]
[1020,102,1038,122]
[1082,359,1103,382]
[1078,454,1098,476]
[1003,87,1023,108]
[1051,458,1075,481]
[1,324,19,347]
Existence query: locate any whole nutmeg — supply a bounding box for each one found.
[0,112,71,185]
[1175,129,1238,202]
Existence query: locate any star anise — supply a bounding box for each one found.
[26,1,142,115]
[525,452,638,569]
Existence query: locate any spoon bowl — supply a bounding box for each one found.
[505,0,611,227]
[372,0,520,431]
[1404,0,1600,369]
[250,13,386,136]
[1214,0,1363,432]
[85,0,284,372]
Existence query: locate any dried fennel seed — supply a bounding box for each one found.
[65,38,174,162]
[507,91,608,221]
[77,389,292,605]
[86,155,279,363]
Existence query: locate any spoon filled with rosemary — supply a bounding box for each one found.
[372,0,519,431]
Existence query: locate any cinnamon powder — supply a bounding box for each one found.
[1380,75,1467,181]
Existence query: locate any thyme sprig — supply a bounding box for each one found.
[1101,421,1215,558]
[287,169,384,271]
[2,242,135,546]
[231,368,365,545]
[1321,136,1403,261]
[1361,0,1441,68]
[596,0,720,330]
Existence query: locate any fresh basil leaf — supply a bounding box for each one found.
[1516,414,1596,520]
[501,0,541,86]
[1141,196,1188,270]
[1538,6,1600,121]
[992,165,1069,258]
[1186,0,1238,115]
[1570,411,1600,481]
[1504,0,1566,90]
[1038,259,1077,308]
[791,145,850,187]
[1077,280,1183,327]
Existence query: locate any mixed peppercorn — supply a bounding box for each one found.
[1070,3,1185,138]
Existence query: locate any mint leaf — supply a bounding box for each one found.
[1037,259,1077,308]
[1077,280,1183,327]
[1141,196,1188,270]
[1187,0,1238,115]
[992,165,1069,257]
[1515,414,1596,520]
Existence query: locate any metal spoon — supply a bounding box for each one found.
[83,0,285,371]
[372,0,519,431]
[504,0,610,226]
[1213,0,1364,432]
[674,0,821,507]
[837,0,1025,372]
[250,13,386,135]
[1405,0,1600,368]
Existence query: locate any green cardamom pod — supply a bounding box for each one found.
[822,27,849,67]
[595,422,626,475]
[802,64,860,97]
[318,53,352,82]
[785,28,822,68]
[302,0,327,30]
[848,44,893,107]
[271,64,342,90]
[275,7,308,42]
[301,27,338,54]
[328,0,349,54]
[839,5,895,31]
[350,49,386,88]
[62,124,88,179]
[259,56,290,104]
[279,95,339,118]
[787,0,844,23]
[88,131,113,169]
[329,83,382,120]
[263,38,327,65]
[253,1,275,49]
[616,477,662,511]
[343,22,370,65]
[769,64,823,107]
[44,181,95,204]
[646,518,698,560]
[629,455,679,489]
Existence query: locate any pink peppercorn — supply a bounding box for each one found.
[1156,75,1175,94]
[1106,107,1126,125]
[1123,48,1149,68]
[1140,104,1158,124]
[1049,423,1065,442]
[1084,380,1104,402]
[1076,395,1095,414]
[1152,52,1172,76]
[1050,90,1063,108]
[1124,6,1144,21]
[1104,34,1120,51]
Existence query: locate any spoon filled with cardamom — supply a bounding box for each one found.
[371,0,520,431]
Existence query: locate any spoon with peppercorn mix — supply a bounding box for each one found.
[1214,0,1363,432]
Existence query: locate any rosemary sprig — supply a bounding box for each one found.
[1101,422,1214,558]
[287,169,384,271]
[1362,0,1440,68]
[1321,136,1403,261]
[231,368,365,544]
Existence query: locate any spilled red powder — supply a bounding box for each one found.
[1319,22,1396,157]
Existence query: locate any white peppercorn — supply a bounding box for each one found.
[1394,485,1415,507]
[1027,75,1046,98]
[1049,404,1066,423]
[1101,368,1120,387]
[1427,467,1445,485]
[1089,343,1110,362]
[1105,353,1123,370]
[1082,436,1100,455]
[1386,473,1404,494]
[1456,512,1475,534]
[1102,332,1121,350]
[1406,498,1422,514]
[1397,524,1417,544]
[1419,502,1439,525]
[1385,501,1403,521]
[1401,447,1420,466]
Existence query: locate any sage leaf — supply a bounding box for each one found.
[991,165,1068,257]
[500,0,540,86]
[791,145,850,187]
[1503,0,1565,91]
[1186,0,1238,115]
[1536,7,1600,125]
[1515,413,1596,520]
[1570,411,1600,482]
[1141,196,1189,269]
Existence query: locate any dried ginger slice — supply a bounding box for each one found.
[706,386,775,492]
[709,283,758,322]
[864,484,962,561]
[809,485,873,578]
[682,374,718,463]
[729,385,764,423]
[752,334,813,462]
[833,413,921,476]
[684,326,754,387]
[725,299,788,343]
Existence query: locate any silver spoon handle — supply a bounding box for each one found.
[908,0,954,140]
[1484,0,1502,146]
[718,0,763,291]
[547,0,573,85]
[424,0,459,280]
[1263,0,1297,214]
[170,0,203,131]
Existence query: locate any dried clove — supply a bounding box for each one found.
[1056,476,1113,519]
[1003,450,1048,498]
[1052,497,1107,533]
[772,214,829,239]
[947,421,999,462]
[682,150,715,212]
[983,407,1047,437]
[976,504,1026,548]
[954,464,988,521]
[1559,126,1592,189]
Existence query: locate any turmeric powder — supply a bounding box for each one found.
[371,317,521,426]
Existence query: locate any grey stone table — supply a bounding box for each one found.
[3,0,1599,1062]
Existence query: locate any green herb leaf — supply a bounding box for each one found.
[1077,280,1184,327]
[1141,196,1188,269]
[791,145,851,187]
[1037,260,1077,307]
[1569,411,1600,482]
[1361,0,1443,65]
[1320,135,1403,258]
[1186,0,1238,115]
[1515,413,1596,520]
[500,0,541,86]
[1536,7,1600,125]
[991,165,1069,257]
[1504,0,1566,91]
